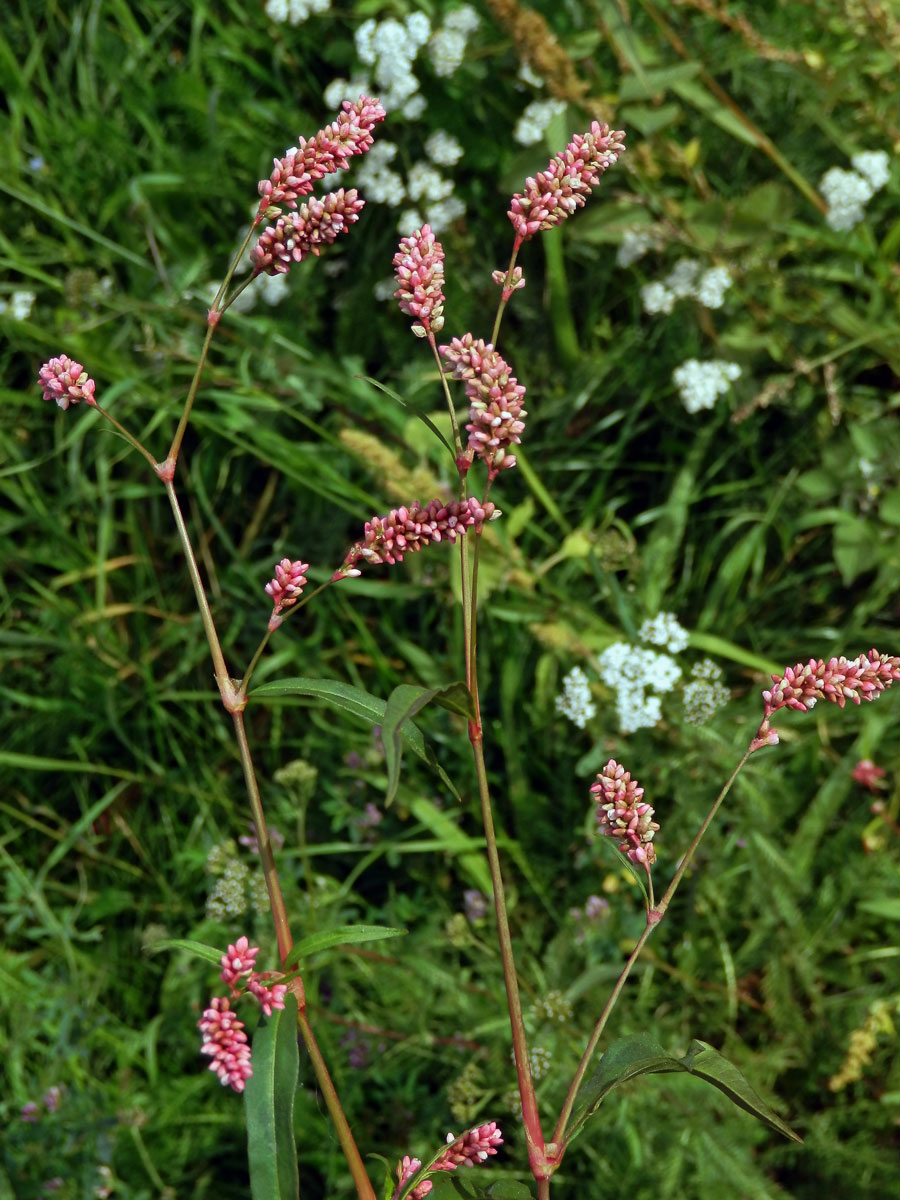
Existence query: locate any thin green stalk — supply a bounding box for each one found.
[552,742,755,1148]
[91,402,160,473]
[490,247,520,347]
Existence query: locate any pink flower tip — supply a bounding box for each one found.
[266,558,309,617]
[38,355,97,410]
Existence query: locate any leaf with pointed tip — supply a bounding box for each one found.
[245,992,299,1200]
[567,1033,800,1144]
[359,375,456,459]
[251,677,463,803]
[149,937,224,965]
[382,682,474,806]
[284,924,407,970]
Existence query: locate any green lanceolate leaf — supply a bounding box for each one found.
[250,677,464,803]
[245,992,300,1200]
[382,681,474,806]
[148,937,224,964]
[568,1033,800,1144]
[284,924,407,970]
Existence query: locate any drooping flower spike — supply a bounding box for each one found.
[440,334,527,477]
[334,497,495,576]
[393,224,445,337]
[591,759,659,868]
[508,122,625,250]
[257,96,386,219]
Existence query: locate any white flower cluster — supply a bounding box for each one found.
[639,612,690,653]
[672,358,741,414]
[555,666,597,729]
[616,228,655,268]
[428,5,480,77]
[355,14,432,113]
[513,97,567,147]
[598,641,683,734]
[264,0,330,24]
[821,150,890,231]
[682,659,730,725]
[425,130,464,167]
[0,289,36,320]
[640,257,734,315]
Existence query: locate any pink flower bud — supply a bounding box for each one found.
[251,190,366,276]
[590,760,659,868]
[439,334,527,478]
[220,936,259,986]
[342,497,495,572]
[762,650,900,718]
[198,997,253,1093]
[393,224,445,336]
[265,558,309,619]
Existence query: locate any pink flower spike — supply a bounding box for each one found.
[198,997,253,1093]
[762,650,900,719]
[38,355,97,410]
[220,936,259,987]
[393,224,445,337]
[257,96,386,218]
[266,558,309,620]
[341,496,496,572]
[248,977,288,1017]
[590,759,659,868]
[251,189,366,276]
[433,1122,503,1171]
[439,334,527,478]
[508,122,625,250]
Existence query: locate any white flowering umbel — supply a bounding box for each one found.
[598,643,682,733]
[639,612,690,653]
[821,151,890,231]
[682,659,731,725]
[640,257,734,315]
[555,666,597,729]
[672,359,741,414]
[264,0,330,24]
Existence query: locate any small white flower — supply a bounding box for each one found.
[396,209,425,237]
[401,94,427,120]
[444,5,480,35]
[0,289,36,320]
[407,162,452,203]
[374,276,398,301]
[616,229,654,268]
[429,28,467,77]
[425,130,464,167]
[267,0,330,23]
[695,266,733,309]
[663,258,701,299]
[513,98,566,147]
[672,359,741,414]
[639,612,690,654]
[404,11,432,48]
[682,659,730,725]
[323,74,371,111]
[640,281,675,315]
[425,195,466,233]
[518,59,544,88]
[820,166,874,231]
[555,666,597,729]
[850,150,890,193]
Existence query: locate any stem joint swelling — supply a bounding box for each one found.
[220,678,247,714]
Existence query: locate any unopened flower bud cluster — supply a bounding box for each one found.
[591,759,659,867]
[821,150,890,231]
[640,257,734,315]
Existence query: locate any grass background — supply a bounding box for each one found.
[2,1,899,1197]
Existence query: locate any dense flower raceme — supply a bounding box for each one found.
[439,334,527,476]
[334,497,495,576]
[265,558,309,629]
[393,223,445,336]
[508,122,625,248]
[251,189,366,275]
[762,650,900,718]
[590,760,660,868]
[392,1123,503,1199]
[37,356,97,410]
[257,96,386,218]
[198,937,288,1092]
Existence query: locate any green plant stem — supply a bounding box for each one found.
[297,1008,378,1200]
[91,403,161,473]
[490,246,520,347]
[541,228,580,367]
[552,742,755,1149]
[165,480,372,1195]
[165,222,259,466]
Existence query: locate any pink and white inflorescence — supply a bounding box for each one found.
[265,558,309,629]
[252,189,366,275]
[198,997,253,1093]
[508,122,626,248]
[257,96,386,218]
[590,759,659,868]
[762,650,900,717]
[336,497,495,575]
[440,334,527,477]
[37,356,97,410]
[393,224,445,337]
